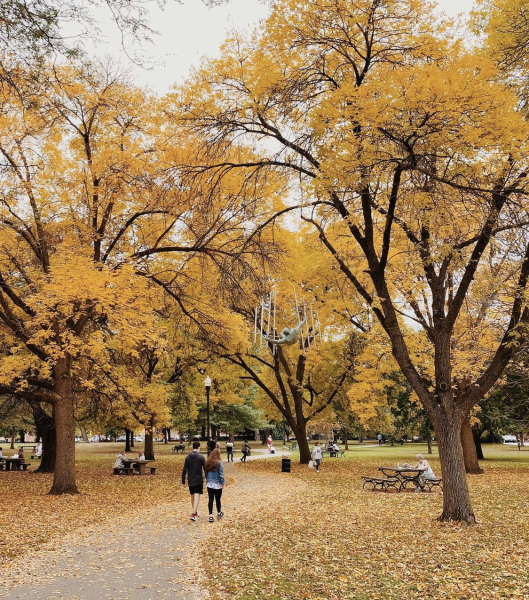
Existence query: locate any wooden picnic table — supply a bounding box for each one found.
[122,458,154,475]
[378,467,426,490]
[1,457,24,471]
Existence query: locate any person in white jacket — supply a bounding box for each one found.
[413,454,435,491]
[312,442,322,473]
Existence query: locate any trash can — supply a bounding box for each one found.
[281,457,291,473]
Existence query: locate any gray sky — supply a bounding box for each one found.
[87,0,476,93]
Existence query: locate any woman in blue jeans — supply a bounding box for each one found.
[205,448,225,521]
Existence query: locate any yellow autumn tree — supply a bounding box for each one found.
[0,55,282,493]
[175,0,529,523]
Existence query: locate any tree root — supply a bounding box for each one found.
[437,512,477,526]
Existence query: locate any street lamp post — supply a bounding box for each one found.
[205,376,211,456]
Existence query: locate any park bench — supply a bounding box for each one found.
[422,478,443,492]
[361,476,400,492]
[112,467,134,475]
[172,444,186,453]
[288,442,297,451]
[322,450,345,458]
[15,463,31,471]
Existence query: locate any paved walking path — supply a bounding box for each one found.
[0,448,288,600]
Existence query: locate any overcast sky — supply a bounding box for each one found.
[86,0,476,93]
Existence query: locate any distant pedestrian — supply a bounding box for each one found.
[226,440,234,462]
[240,439,250,462]
[205,448,225,521]
[517,438,522,451]
[182,441,206,521]
[267,434,273,453]
[377,433,382,446]
[312,442,322,473]
[208,438,217,455]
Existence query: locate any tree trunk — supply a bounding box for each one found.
[48,358,79,495]
[342,428,349,450]
[144,417,155,460]
[461,417,483,474]
[472,424,485,460]
[79,423,89,443]
[435,416,476,524]
[10,427,15,449]
[426,432,432,455]
[519,432,525,447]
[298,433,311,464]
[125,429,131,452]
[32,404,56,473]
[19,430,25,443]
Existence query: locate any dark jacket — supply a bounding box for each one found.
[182,450,206,486]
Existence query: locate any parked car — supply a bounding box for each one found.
[116,435,126,441]
[502,434,517,444]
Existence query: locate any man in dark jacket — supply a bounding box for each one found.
[182,441,206,521]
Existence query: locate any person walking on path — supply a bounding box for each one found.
[226,439,234,462]
[312,442,322,473]
[182,441,206,521]
[205,448,225,521]
[267,434,273,453]
[240,439,251,462]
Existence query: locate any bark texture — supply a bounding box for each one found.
[472,424,485,460]
[461,417,484,474]
[144,417,155,460]
[32,404,56,473]
[48,357,79,495]
[435,416,476,524]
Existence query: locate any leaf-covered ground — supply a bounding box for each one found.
[204,444,529,600]
[0,443,192,567]
[1,442,528,600]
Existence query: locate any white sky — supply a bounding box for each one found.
[86,0,476,93]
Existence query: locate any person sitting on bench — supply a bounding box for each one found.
[413,454,436,492]
[114,451,126,470]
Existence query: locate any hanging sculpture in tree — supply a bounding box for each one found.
[264,320,306,345]
[252,285,322,353]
